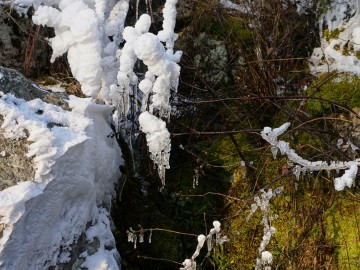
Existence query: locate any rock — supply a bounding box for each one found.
[0,67,69,191]
[0,5,53,77]
[0,132,34,191]
[0,6,24,72]
[176,0,195,24]
[0,66,68,107]
[193,33,229,83]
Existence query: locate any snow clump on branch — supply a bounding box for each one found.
[261,123,359,191]
[139,111,171,188]
[180,221,228,270]
[247,188,282,270]
[32,1,103,96]
[15,0,182,185]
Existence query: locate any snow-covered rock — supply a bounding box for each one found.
[310,0,360,75]
[0,73,123,269]
[0,67,68,190]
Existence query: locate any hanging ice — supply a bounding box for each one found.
[139,111,171,187]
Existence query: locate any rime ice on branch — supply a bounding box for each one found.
[139,112,171,187]
[32,1,103,96]
[180,221,227,270]
[246,188,282,270]
[26,0,182,185]
[261,123,359,191]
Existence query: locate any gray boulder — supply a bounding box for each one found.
[0,66,69,191]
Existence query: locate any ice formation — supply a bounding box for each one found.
[32,1,103,96]
[0,92,90,182]
[2,0,182,266]
[16,0,182,186]
[262,123,359,191]
[139,111,171,187]
[247,188,282,270]
[157,0,178,50]
[180,221,225,270]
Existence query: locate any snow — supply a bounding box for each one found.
[14,0,181,188]
[219,0,248,13]
[45,84,66,93]
[32,1,103,96]
[334,162,358,191]
[310,0,360,75]
[0,92,90,182]
[139,111,171,187]
[134,32,181,118]
[261,251,273,264]
[2,0,184,268]
[158,0,178,50]
[82,207,120,270]
[0,181,44,252]
[180,221,223,270]
[0,95,122,269]
[262,123,360,191]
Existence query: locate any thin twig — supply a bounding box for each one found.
[133,228,198,237]
[177,192,243,201]
[137,255,183,266]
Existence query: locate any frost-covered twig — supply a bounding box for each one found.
[180,221,228,270]
[261,123,359,191]
[247,188,282,270]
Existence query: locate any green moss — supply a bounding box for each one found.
[306,74,360,116]
[323,28,344,42]
[325,196,360,268]
[229,18,252,42]
[205,134,249,173]
[36,76,60,86]
[356,51,360,60]
[194,1,252,45]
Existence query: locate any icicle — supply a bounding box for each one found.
[138,224,144,243]
[271,146,278,159]
[139,112,171,187]
[148,229,152,243]
[133,233,137,249]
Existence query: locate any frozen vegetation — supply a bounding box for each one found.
[262,123,359,191]
[0,0,181,268]
[0,0,359,269]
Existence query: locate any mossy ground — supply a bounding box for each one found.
[307,73,360,116]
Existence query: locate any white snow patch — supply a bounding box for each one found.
[139,111,171,187]
[219,0,248,13]
[310,0,360,75]
[261,251,273,264]
[45,84,66,93]
[32,1,103,96]
[334,162,358,191]
[0,181,44,252]
[0,92,90,182]
[0,96,122,269]
[82,207,120,270]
